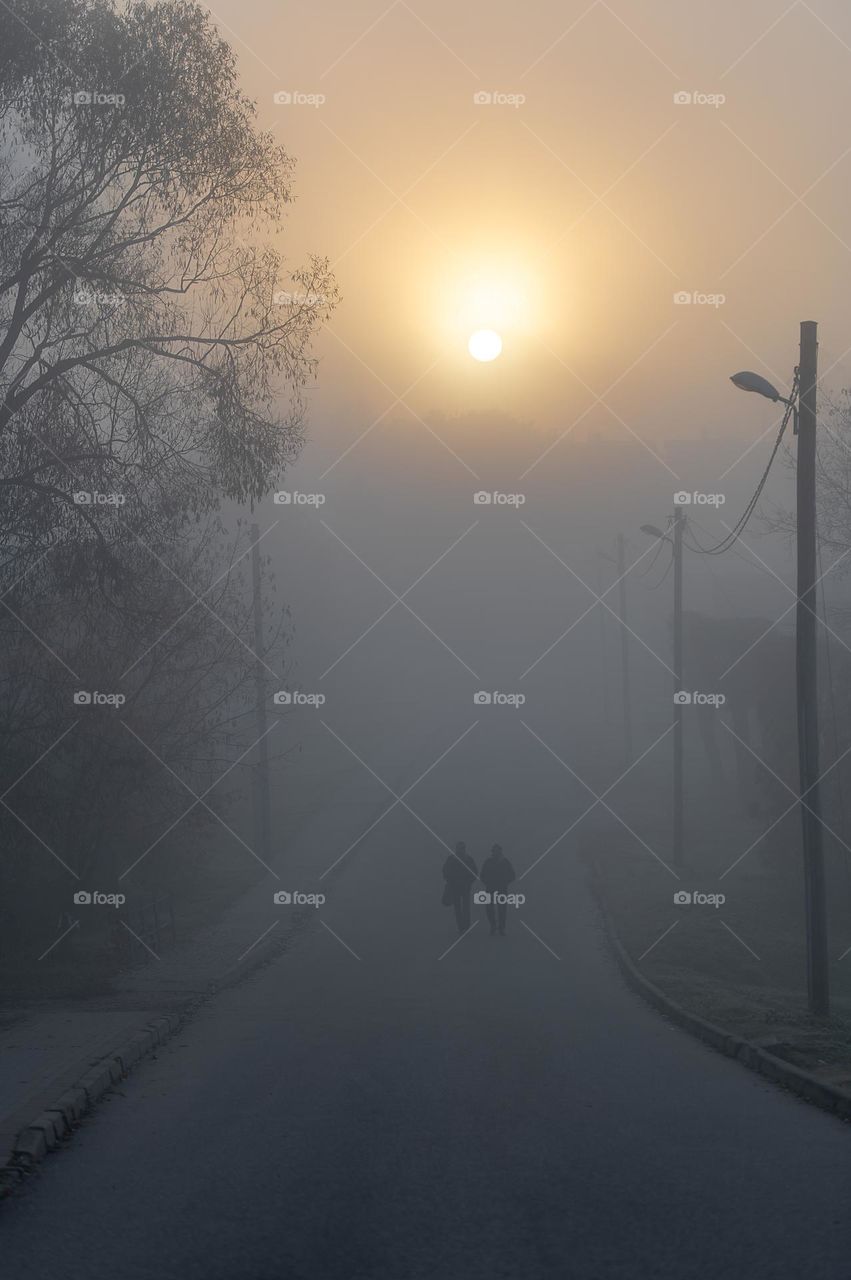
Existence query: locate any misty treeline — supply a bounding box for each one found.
[0,0,335,963]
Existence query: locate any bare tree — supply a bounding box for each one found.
[0,0,336,577]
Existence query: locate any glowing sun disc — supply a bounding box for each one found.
[468,329,503,362]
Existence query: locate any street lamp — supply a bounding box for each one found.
[730,371,799,429]
[729,327,828,1016]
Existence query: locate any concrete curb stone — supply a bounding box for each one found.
[589,869,851,1124]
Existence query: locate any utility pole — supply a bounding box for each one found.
[796,321,830,1016]
[595,555,612,735]
[251,524,272,867]
[616,533,633,768]
[672,507,684,868]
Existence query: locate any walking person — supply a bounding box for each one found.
[479,843,516,936]
[442,841,477,935]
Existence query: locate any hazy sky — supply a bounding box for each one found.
[201,0,851,745]
[211,0,851,470]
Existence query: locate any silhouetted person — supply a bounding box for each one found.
[442,841,477,935]
[480,843,516,935]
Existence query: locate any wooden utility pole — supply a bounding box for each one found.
[672,507,684,867]
[616,533,633,767]
[251,523,272,867]
[796,321,829,1016]
[595,555,612,734]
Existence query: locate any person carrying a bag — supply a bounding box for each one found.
[442,840,477,935]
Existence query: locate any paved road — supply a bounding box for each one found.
[3,784,851,1280]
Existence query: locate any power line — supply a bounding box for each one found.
[687,369,799,557]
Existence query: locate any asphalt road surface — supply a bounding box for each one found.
[3,794,851,1280]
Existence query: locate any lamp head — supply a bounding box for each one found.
[730,371,783,402]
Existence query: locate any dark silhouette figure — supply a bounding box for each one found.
[480,843,516,935]
[442,841,477,935]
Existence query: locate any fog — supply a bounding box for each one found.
[5,2,851,1276]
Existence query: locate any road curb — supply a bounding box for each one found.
[0,909,313,1198]
[589,871,851,1124]
[0,777,407,1199]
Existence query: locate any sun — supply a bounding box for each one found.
[468,329,503,362]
